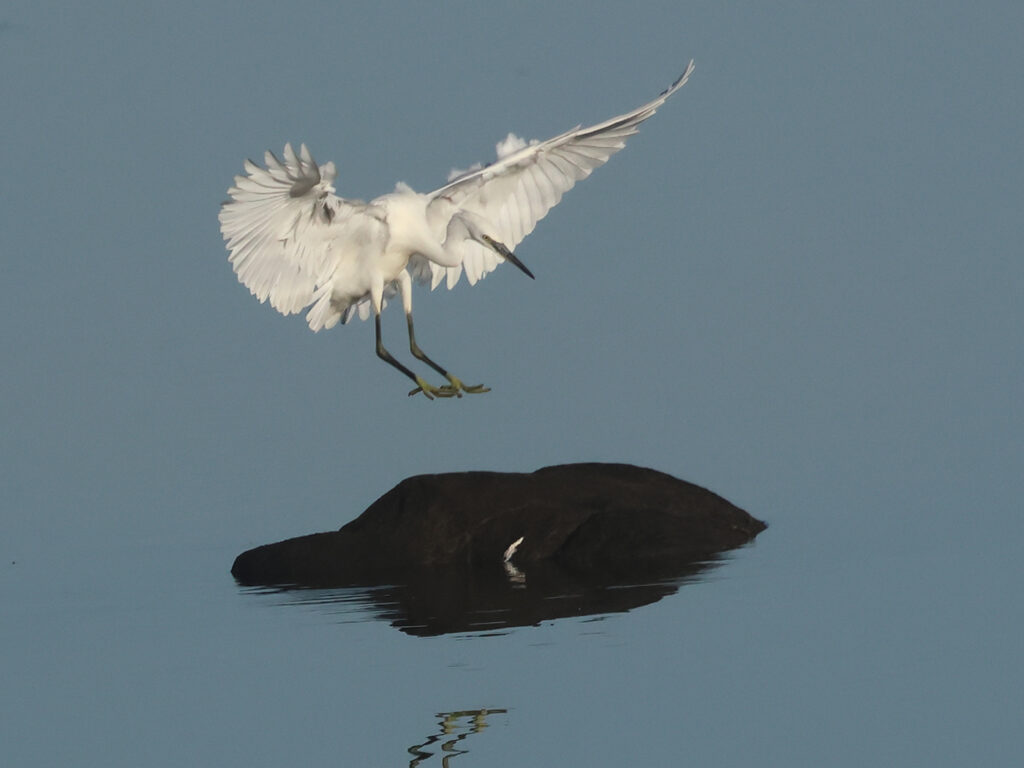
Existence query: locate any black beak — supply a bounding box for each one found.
[482,235,535,280]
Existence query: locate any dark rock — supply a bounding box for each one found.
[232,463,766,588]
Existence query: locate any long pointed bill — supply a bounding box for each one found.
[482,235,535,280]
[502,249,535,280]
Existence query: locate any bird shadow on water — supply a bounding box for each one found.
[240,553,729,637]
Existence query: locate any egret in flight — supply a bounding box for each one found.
[219,61,694,399]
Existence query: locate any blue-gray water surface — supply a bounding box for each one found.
[2,2,1022,765]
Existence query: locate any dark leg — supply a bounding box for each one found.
[406,314,489,396]
[375,314,454,399]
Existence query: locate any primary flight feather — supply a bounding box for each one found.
[219,61,695,399]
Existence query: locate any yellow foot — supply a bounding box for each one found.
[407,375,490,399]
[407,376,459,400]
[445,374,490,395]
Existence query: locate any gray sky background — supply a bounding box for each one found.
[2,1,1022,763]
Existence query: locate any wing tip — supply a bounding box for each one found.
[664,59,696,97]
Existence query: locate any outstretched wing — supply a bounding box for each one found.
[424,60,694,289]
[219,143,361,321]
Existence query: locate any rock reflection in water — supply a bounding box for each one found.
[249,554,722,636]
[407,708,507,767]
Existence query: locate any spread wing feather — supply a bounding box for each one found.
[425,60,694,290]
[220,64,694,328]
[219,143,365,324]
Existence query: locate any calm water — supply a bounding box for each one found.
[4,490,1020,766]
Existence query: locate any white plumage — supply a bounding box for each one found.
[219,61,694,398]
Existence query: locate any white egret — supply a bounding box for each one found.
[219,61,694,399]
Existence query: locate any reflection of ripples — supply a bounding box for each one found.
[243,554,726,636]
[407,709,507,767]
[241,583,389,623]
